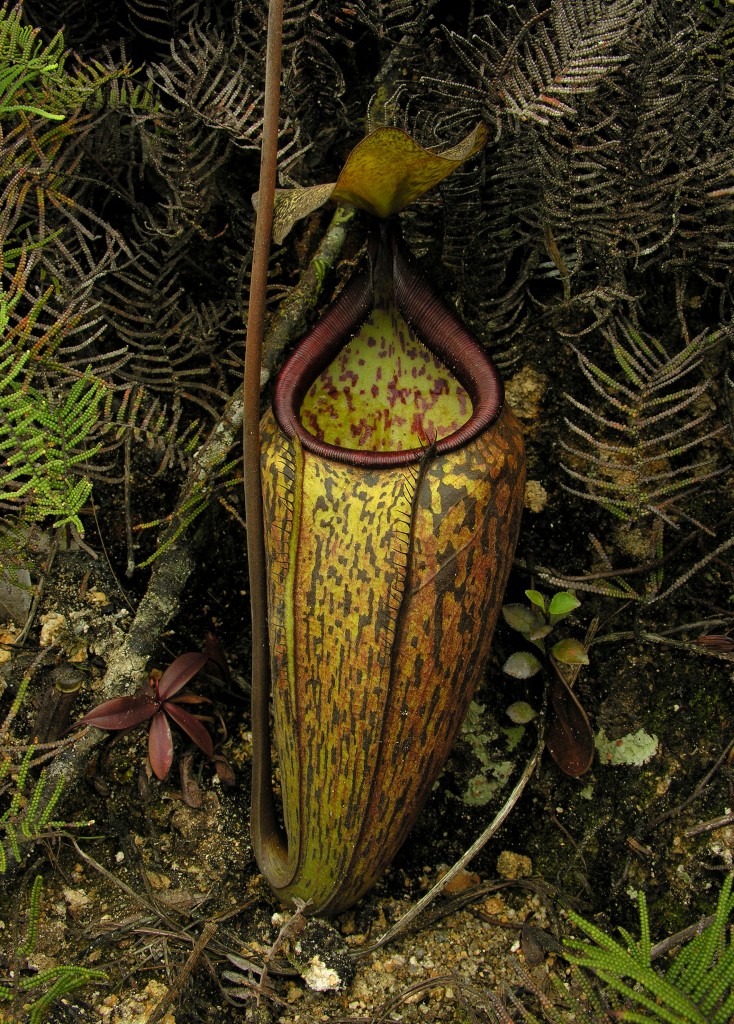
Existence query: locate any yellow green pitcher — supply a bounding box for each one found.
[254,220,525,916]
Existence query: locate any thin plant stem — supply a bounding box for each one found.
[243,0,288,876]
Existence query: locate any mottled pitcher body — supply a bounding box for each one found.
[254,223,526,916]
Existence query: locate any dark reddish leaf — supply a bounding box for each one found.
[156,652,208,699]
[164,700,214,758]
[520,918,545,967]
[213,755,236,787]
[76,694,158,731]
[138,761,153,801]
[205,632,231,683]
[148,710,174,780]
[521,917,562,965]
[545,672,594,777]
[168,693,212,705]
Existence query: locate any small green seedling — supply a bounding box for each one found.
[502,589,588,679]
[502,589,593,777]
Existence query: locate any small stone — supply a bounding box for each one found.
[524,479,548,513]
[302,954,342,992]
[482,896,507,917]
[68,643,89,663]
[287,917,356,992]
[496,850,533,879]
[0,627,19,664]
[504,366,547,421]
[100,980,175,1023]
[39,611,67,647]
[145,870,172,890]
[0,568,32,624]
[63,887,91,913]
[383,955,406,973]
[440,867,481,895]
[285,982,304,1003]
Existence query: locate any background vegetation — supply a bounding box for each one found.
[0,0,732,1020]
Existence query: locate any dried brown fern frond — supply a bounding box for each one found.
[0,72,134,266]
[98,243,233,420]
[561,322,725,528]
[151,22,264,149]
[139,111,233,234]
[595,11,734,278]
[124,0,200,49]
[422,0,647,138]
[345,0,430,45]
[446,133,538,284]
[282,31,347,148]
[276,0,410,171]
[537,3,734,272]
[99,385,205,478]
[394,1,733,350]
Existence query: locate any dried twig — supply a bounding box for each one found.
[148,920,218,1024]
[651,736,734,830]
[683,812,734,839]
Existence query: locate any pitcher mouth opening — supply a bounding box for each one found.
[272,223,504,468]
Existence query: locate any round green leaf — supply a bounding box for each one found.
[506,701,538,724]
[503,651,543,679]
[525,589,547,612]
[502,603,545,635]
[548,592,580,620]
[551,638,589,665]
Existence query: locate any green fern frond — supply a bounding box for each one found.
[0,875,107,1023]
[16,873,42,956]
[0,745,75,870]
[108,386,205,472]
[563,877,734,1024]
[0,670,92,872]
[0,251,108,542]
[0,359,105,533]
[0,2,132,123]
[0,3,67,121]
[0,752,91,871]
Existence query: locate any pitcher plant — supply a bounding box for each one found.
[249,125,526,916]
